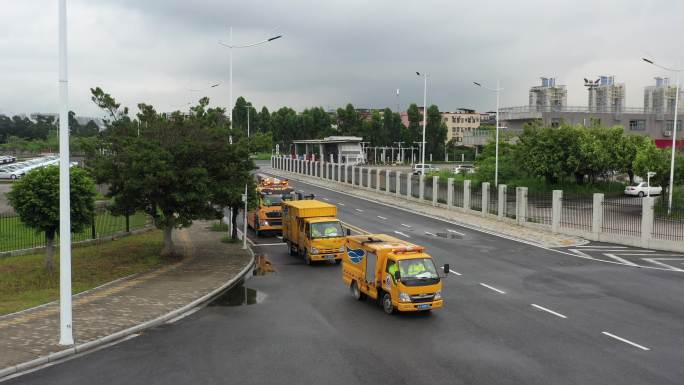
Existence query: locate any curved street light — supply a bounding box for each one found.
[416,72,429,167]
[643,57,681,214]
[219,28,282,121]
[474,80,503,187]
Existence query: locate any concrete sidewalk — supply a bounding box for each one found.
[267,166,586,248]
[0,221,252,378]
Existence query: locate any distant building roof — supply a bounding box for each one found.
[292,136,363,144]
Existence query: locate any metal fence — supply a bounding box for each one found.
[505,188,516,219]
[653,198,684,241]
[411,177,420,199]
[487,184,498,215]
[601,197,642,237]
[0,208,149,253]
[424,178,433,202]
[471,184,482,212]
[437,181,448,204]
[560,193,592,231]
[399,173,408,196]
[453,181,464,208]
[527,191,553,225]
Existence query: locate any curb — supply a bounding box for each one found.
[0,249,255,381]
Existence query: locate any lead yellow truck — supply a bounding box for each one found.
[342,234,449,314]
[281,199,346,265]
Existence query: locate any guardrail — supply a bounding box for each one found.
[271,156,684,253]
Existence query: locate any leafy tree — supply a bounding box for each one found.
[90,89,255,255]
[475,141,520,184]
[425,105,447,160]
[271,107,298,151]
[7,166,96,272]
[404,104,422,145]
[257,106,271,133]
[633,141,671,187]
[232,96,257,136]
[336,104,362,136]
[616,134,651,184]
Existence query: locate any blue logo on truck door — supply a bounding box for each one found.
[346,247,365,264]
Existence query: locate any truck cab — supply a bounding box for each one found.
[247,177,293,236]
[342,234,448,314]
[282,200,346,265]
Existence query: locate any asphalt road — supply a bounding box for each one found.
[6,173,684,385]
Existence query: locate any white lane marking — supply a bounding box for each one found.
[322,197,330,201]
[266,171,683,274]
[447,229,465,236]
[167,307,202,324]
[479,283,506,294]
[338,203,345,206]
[603,253,639,266]
[276,235,283,239]
[531,304,567,319]
[393,231,410,238]
[449,269,462,276]
[641,258,684,272]
[252,243,287,247]
[621,253,684,257]
[425,231,437,237]
[401,223,412,228]
[377,215,387,220]
[601,332,650,351]
[579,249,652,252]
[575,245,628,249]
[355,208,364,212]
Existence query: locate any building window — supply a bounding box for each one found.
[666,120,683,131]
[629,120,646,131]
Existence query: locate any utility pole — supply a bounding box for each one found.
[58,0,73,346]
[242,184,248,249]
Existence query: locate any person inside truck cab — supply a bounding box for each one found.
[387,260,398,281]
[402,259,427,276]
[323,224,339,237]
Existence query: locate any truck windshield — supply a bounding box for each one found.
[398,258,439,286]
[310,221,343,238]
[261,194,284,206]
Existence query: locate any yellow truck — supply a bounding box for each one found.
[342,234,449,314]
[281,199,347,265]
[247,177,293,236]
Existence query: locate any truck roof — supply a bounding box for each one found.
[347,234,425,254]
[306,216,339,223]
[284,199,336,210]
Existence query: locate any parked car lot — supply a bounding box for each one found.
[0,155,17,165]
[412,163,439,175]
[624,182,662,197]
[0,155,62,180]
[453,164,475,174]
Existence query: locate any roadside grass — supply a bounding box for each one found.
[0,230,168,315]
[210,221,229,232]
[221,236,239,244]
[0,211,148,253]
[252,152,272,160]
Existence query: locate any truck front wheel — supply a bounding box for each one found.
[303,251,312,265]
[287,241,297,256]
[382,293,394,315]
[350,281,366,301]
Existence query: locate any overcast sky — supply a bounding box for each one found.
[0,0,681,118]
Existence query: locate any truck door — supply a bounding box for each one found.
[383,259,398,295]
[364,252,378,298]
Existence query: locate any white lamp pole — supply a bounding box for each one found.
[474,81,503,187]
[220,28,282,124]
[416,72,428,167]
[58,0,73,346]
[643,58,680,214]
[242,184,248,249]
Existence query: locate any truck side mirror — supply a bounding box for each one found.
[443,264,450,275]
[393,271,401,281]
[346,228,351,236]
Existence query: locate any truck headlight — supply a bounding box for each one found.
[338,246,345,253]
[260,220,269,226]
[310,247,319,254]
[434,291,442,300]
[399,292,411,303]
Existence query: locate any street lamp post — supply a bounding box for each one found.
[416,72,428,167]
[58,0,73,346]
[220,29,282,122]
[643,58,680,214]
[474,80,503,187]
[244,103,252,138]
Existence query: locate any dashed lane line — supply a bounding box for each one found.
[479,283,506,294]
[601,332,650,351]
[447,229,465,236]
[531,304,567,319]
[393,231,411,238]
[425,231,437,237]
[338,203,345,206]
[449,269,462,276]
[400,223,412,228]
[355,208,364,213]
[377,215,387,220]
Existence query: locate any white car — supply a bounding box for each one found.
[0,166,24,180]
[412,163,439,175]
[453,165,475,174]
[624,182,662,197]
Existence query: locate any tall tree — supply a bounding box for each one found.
[257,106,271,133]
[425,105,447,160]
[404,103,421,146]
[336,104,361,136]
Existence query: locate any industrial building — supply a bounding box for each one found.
[529,77,567,111]
[644,77,683,115]
[586,75,626,113]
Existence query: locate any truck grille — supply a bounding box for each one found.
[265,212,281,218]
[410,294,435,303]
[267,220,282,226]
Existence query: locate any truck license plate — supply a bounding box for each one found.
[417,304,431,309]
[323,255,335,259]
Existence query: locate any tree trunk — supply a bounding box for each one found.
[45,230,55,273]
[628,170,634,185]
[161,225,174,257]
[231,206,239,240]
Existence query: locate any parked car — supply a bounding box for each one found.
[0,166,24,180]
[624,182,662,197]
[453,164,475,174]
[412,163,439,175]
